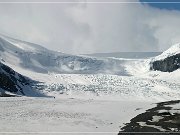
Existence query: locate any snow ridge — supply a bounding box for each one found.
[153,43,180,61]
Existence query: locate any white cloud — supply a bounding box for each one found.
[0,0,180,54]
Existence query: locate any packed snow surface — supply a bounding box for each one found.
[0,97,155,135]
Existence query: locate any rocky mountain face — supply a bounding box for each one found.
[0,62,33,96]
[150,53,180,72]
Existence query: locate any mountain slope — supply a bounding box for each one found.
[150,44,180,72]
[0,35,132,75]
[0,61,43,96]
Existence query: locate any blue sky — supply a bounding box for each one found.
[140,0,180,10]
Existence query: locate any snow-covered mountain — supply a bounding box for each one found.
[0,61,43,96]
[150,43,180,72]
[0,34,134,75]
[153,43,180,61]
[0,34,180,101]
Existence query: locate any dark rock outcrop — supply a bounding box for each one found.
[150,53,180,72]
[0,62,33,95]
[0,92,17,97]
[118,100,180,135]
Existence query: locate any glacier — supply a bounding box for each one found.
[0,34,180,101]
